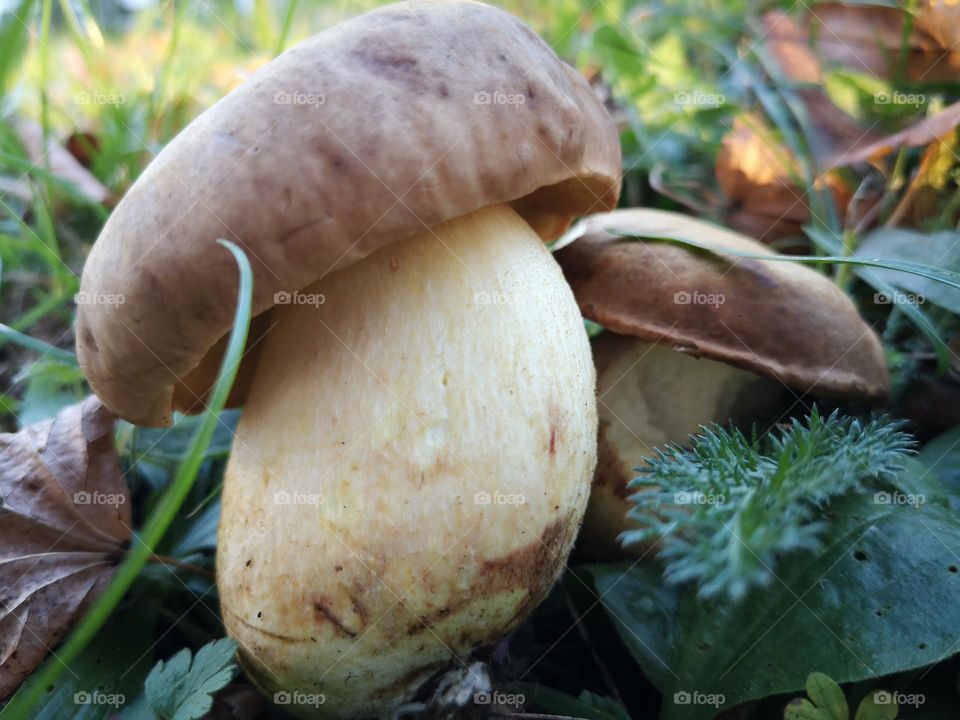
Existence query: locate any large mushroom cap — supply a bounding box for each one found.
[555,209,889,402]
[77,0,621,427]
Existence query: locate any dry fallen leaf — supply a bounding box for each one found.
[0,396,130,700]
[12,119,111,206]
[828,100,960,167]
[806,2,960,83]
[764,12,885,162]
[917,0,960,52]
[716,114,855,242]
[714,13,883,242]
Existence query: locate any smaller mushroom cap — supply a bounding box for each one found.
[554,209,889,402]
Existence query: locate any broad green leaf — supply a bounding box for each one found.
[3,610,154,720]
[854,229,960,315]
[917,426,960,507]
[588,561,677,690]
[598,485,960,720]
[15,359,85,425]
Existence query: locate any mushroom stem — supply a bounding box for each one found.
[217,204,597,719]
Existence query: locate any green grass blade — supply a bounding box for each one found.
[0,323,76,363]
[0,0,34,97]
[605,226,960,292]
[0,240,253,720]
[275,0,298,55]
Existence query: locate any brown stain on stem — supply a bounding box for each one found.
[312,596,358,638]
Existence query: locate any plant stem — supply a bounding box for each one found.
[147,554,215,579]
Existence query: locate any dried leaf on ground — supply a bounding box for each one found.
[806,2,960,83]
[714,13,883,242]
[12,118,111,205]
[0,396,129,699]
[716,114,854,242]
[829,101,960,167]
[764,12,885,162]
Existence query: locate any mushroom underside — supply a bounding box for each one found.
[582,333,787,556]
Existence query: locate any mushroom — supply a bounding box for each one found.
[554,209,889,554]
[74,1,621,717]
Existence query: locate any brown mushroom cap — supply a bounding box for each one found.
[77,0,621,427]
[554,209,889,402]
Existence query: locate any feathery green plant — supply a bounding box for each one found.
[621,410,914,600]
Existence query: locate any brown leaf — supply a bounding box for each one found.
[714,13,886,242]
[207,683,269,720]
[917,0,960,51]
[12,119,111,206]
[0,396,130,700]
[806,2,960,83]
[716,114,854,242]
[763,12,886,163]
[828,100,960,167]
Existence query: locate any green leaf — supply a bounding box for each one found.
[124,637,238,720]
[14,358,85,425]
[598,484,960,720]
[785,698,833,720]
[853,691,898,720]
[508,683,630,720]
[854,229,960,315]
[587,562,678,691]
[804,225,952,372]
[806,673,848,720]
[0,0,33,97]
[917,426,960,508]
[3,610,154,720]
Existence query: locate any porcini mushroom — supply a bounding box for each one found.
[75,1,621,717]
[554,209,889,554]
